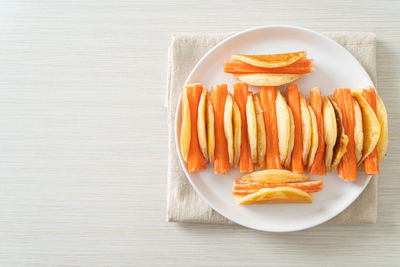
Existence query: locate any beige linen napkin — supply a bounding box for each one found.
[167,31,377,225]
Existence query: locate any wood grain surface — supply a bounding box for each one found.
[0,0,399,266]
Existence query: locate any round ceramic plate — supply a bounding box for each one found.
[175,25,373,232]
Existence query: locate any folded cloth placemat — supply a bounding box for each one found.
[167,31,377,225]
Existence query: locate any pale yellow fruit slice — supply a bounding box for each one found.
[353,98,363,163]
[246,94,257,163]
[231,51,307,68]
[323,97,337,168]
[307,103,319,169]
[232,98,241,167]
[300,94,311,166]
[206,92,215,165]
[235,73,303,87]
[284,107,295,170]
[376,94,388,162]
[180,87,191,162]
[254,94,266,167]
[240,169,309,183]
[197,87,208,161]
[224,94,234,166]
[276,92,291,165]
[234,187,313,205]
[352,90,381,165]
[329,97,349,170]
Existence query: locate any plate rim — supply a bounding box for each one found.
[174,24,373,232]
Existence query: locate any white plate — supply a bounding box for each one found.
[175,25,373,232]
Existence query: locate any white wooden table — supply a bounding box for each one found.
[0,1,399,266]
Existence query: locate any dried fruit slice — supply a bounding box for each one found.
[260,86,282,169]
[254,94,266,168]
[233,180,323,195]
[197,87,208,161]
[240,169,309,183]
[353,98,363,163]
[276,91,291,166]
[235,73,303,87]
[300,94,312,166]
[224,59,314,74]
[231,51,307,68]
[376,93,388,162]
[186,84,207,173]
[206,91,215,165]
[210,84,230,174]
[234,187,313,205]
[232,99,241,167]
[329,97,349,170]
[309,87,327,175]
[351,89,381,164]
[233,83,253,172]
[323,97,337,168]
[362,87,379,175]
[284,107,295,170]
[307,103,319,168]
[246,93,257,163]
[224,94,234,166]
[287,83,304,174]
[334,89,357,181]
[180,86,191,162]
